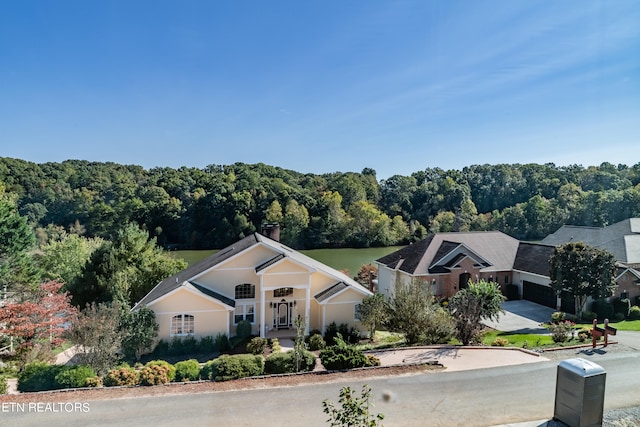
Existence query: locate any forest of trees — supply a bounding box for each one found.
[2,157,640,250]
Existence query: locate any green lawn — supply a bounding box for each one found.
[576,319,640,331]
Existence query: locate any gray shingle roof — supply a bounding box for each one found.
[189,282,236,308]
[512,242,555,276]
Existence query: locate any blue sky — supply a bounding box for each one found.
[1,1,639,179]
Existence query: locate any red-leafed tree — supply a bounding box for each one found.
[0,280,77,362]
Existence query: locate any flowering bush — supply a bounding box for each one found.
[549,320,575,343]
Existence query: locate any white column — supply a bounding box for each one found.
[305,287,311,336]
[321,305,326,334]
[260,285,266,338]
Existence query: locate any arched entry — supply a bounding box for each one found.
[459,272,471,290]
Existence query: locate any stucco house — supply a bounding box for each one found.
[375,231,556,307]
[133,228,371,342]
[542,218,640,302]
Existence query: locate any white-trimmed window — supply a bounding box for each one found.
[274,287,293,298]
[171,314,195,336]
[234,303,255,324]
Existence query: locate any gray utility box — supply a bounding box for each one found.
[554,358,606,427]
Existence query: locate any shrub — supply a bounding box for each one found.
[581,311,597,322]
[214,333,231,352]
[613,298,631,318]
[0,376,7,394]
[270,338,281,353]
[85,376,103,387]
[629,306,640,320]
[491,337,509,347]
[139,364,171,386]
[152,339,170,357]
[211,354,264,382]
[199,336,215,353]
[18,362,64,392]
[235,321,252,339]
[200,360,217,381]
[246,337,267,355]
[324,322,340,346]
[591,299,614,321]
[103,366,139,387]
[549,320,575,343]
[565,313,578,323]
[174,359,200,382]
[319,345,375,371]
[614,312,626,322]
[180,336,199,355]
[170,336,187,356]
[551,311,566,324]
[145,360,176,382]
[54,365,96,389]
[308,334,326,351]
[264,351,316,374]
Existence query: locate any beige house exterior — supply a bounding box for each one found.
[133,231,371,341]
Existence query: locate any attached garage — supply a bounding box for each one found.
[522,281,557,309]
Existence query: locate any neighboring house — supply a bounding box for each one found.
[375,231,558,308]
[133,227,371,341]
[542,218,640,302]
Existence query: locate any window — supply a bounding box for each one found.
[274,287,293,298]
[235,283,255,299]
[171,314,195,336]
[234,303,255,324]
[354,304,362,321]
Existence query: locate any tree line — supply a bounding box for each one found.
[2,157,640,250]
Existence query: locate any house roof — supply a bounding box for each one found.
[133,232,369,310]
[376,231,519,275]
[189,282,236,308]
[541,218,640,263]
[512,242,555,276]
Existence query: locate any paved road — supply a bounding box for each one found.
[5,349,640,427]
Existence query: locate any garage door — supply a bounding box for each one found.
[522,281,557,309]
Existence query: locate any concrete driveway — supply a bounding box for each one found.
[483,300,556,334]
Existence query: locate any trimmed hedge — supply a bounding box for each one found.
[18,363,64,392]
[54,365,96,389]
[139,364,171,386]
[203,354,264,382]
[174,359,200,382]
[264,351,316,374]
[103,366,139,387]
[319,345,379,371]
[145,360,176,382]
[246,337,267,355]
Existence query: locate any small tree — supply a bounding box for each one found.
[67,302,123,375]
[386,279,454,345]
[356,293,388,341]
[322,384,384,427]
[0,280,77,364]
[448,280,506,346]
[121,307,159,361]
[355,264,378,291]
[550,242,617,319]
[293,314,307,373]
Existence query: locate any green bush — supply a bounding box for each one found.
[199,360,217,381]
[549,320,575,343]
[581,311,597,322]
[152,339,170,357]
[551,311,566,324]
[565,313,578,322]
[236,321,252,339]
[0,376,7,394]
[319,345,377,371]
[629,306,640,320]
[324,322,340,346]
[145,360,176,382]
[54,365,96,389]
[613,298,631,318]
[308,334,326,351]
[613,312,625,322]
[199,336,215,353]
[591,299,615,321]
[246,337,267,355]
[491,337,509,347]
[174,359,200,382]
[270,338,281,353]
[264,351,316,374]
[103,366,139,387]
[18,362,64,392]
[214,333,231,352]
[209,354,264,382]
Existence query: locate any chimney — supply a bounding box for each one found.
[261,223,280,242]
